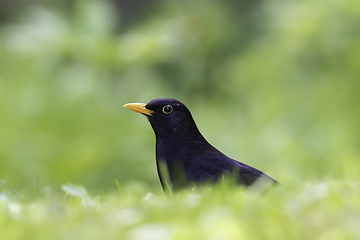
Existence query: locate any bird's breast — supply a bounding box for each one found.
[156,137,187,162]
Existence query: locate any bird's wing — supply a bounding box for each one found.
[187,149,276,186]
[233,160,278,186]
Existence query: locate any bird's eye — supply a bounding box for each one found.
[162,105,173,114]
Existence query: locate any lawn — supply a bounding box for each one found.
[1,180,359,239]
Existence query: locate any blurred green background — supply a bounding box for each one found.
[1,0,359,195]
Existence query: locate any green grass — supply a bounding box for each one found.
[1,180,359,240]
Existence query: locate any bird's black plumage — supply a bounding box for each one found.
[124,98,277,190]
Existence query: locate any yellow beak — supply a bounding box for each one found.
[123,103,154,116]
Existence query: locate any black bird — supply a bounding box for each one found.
[124,98,277,190]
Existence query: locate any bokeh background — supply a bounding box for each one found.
[1,0,359,195]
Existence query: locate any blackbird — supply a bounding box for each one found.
[124,98,277,190]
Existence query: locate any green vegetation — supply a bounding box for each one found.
[1,0,360,238]
[1,181,360,239]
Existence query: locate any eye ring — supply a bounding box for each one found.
[162,105,173,114]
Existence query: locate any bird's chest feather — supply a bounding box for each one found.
[155,137,192,164]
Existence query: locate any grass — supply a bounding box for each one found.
[1,179,359,240]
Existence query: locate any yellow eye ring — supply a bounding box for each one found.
[162,105,173,114]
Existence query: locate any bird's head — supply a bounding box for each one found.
[123,98,199,138]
